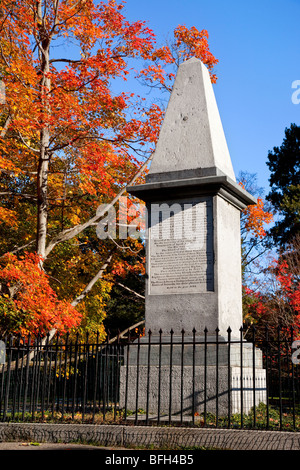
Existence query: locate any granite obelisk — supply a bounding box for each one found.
[127,57,256,340]
[121,58,266,416]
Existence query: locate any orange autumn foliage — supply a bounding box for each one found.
[243,257,300,338]
[174,25,218,83]
[239,182,273,238]
[0,253,82,336]
[138,24,218,91]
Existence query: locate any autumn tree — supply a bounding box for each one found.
[0,0,159,338]
[0,0,219,338]
[266,123,300,248]
[241,124,300,339]
[238,172,274,289]
[243,235,300,342]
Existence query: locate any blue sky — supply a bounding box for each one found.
[122,0,300,195]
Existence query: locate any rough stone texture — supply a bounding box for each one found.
[124,340,264,368]
[0,423,123,447]
[122,426,300,451]
[1,423,300,450]
[120,365,267,415]
[147,57,236,181]
[120,365,231,415]
[121,340,266,415]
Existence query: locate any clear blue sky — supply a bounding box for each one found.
[122,0,300,195]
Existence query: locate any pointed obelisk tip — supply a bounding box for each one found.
[179,56,209,73]
[147,54,236,181]
[182,56,201,63]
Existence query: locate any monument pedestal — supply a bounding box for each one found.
[120,337,266,416]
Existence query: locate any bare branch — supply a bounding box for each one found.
[0,192,37,199]
[15,129,40,154]
[71,251,115,308]
[49,58,82,64]
[115,281,145,300]
[108,320,145,344]
[108,236,144,254]
[44,153,152,258]
[0,240,36,260]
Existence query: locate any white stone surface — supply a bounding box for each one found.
[148,58,236,181]
[214,195,243,336]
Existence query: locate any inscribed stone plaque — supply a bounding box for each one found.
[148,197,214,295]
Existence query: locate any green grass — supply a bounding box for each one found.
[198,403,300,431]
[2,403,300,432]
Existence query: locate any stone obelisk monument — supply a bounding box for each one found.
[128,57,256,340]
[121,58,266,415]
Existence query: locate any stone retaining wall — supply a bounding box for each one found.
[0,423,300,451]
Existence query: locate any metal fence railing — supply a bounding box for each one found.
[0,326,300,431]
[0,333,123,423]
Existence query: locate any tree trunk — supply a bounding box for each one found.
[36,143,49,261]
[36,4,51,263]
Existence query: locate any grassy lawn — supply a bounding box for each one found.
[1,402,300,432]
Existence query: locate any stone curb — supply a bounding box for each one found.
[1,423,300,450]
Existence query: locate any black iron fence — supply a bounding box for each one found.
[1,326,300,431]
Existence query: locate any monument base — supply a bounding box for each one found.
[119,339,267,416]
